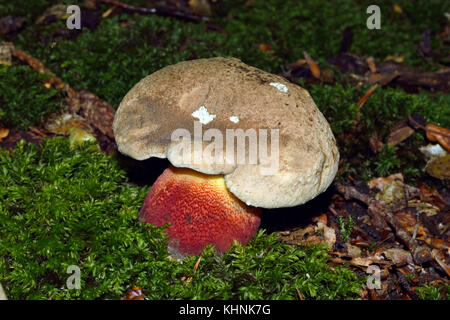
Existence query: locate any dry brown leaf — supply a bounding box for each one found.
[286,59,306,71]
[367,71,399,86]
[121,286,145,300]
[355,84,378,122]
[0,42,13,66]
[188,0,211,17]
[367,56,377,73]
[425,123,450,152]
[36,4,69,24]
[393,4,403,14]
[303,51,321,79]
[381,248,413,266]
[387,122,414,146]
[386,54,404,63]
[369,133,384,153]
[425,154,450,180]
[258,43,273,52]
[0,126,9,142]
[102,6,115,18]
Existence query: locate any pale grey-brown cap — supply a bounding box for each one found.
[113,57,339,209]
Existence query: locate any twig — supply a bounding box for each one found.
[296,288,304,300]
[99,0,224,32]
[355,84,378,123]
[396,270,420,300]
[408,115,450,140]
[99,0,208,22]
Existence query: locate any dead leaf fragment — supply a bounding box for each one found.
[386,55,404,63]
[425,123,450,152]
[425,154,450,180]
[45,113,93,136]
[0,127,9,142]
[382,248,413,266]
[387,122,414,146]
[188,0,211,17]
[0,42,13,65]
[367,56,377,73]
[369,133,384,153]
[258,43,273,52]
[393,4,403,14]
[36,4,69,24]
[121,286,145,300]
[368,173,403,190]
[303,51,321,79]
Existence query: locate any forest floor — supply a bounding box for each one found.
[0,0,449,300]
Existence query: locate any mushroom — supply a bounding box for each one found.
[113,57,339,256]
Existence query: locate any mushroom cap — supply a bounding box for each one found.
[113,57,339,208]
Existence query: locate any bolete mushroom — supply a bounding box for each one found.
[113,57,339,256]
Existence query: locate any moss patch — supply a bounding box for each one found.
[0,63,64,130]
[0,138,365,299]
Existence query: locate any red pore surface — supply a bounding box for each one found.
[139,166,261,256]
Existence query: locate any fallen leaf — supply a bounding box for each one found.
[387,121,414,146]
[425,123,450,152]
[36,4,68,24]
[346,244,362,257]
[121,286,145,300]
[381,248,413,266]
[69,127,97,149]
[367,56,377,73]
[386,55,404,63]
[303,51,321,79]
[425,154,450,180]
[431,249,450,277]
[258,43,273,52]
[375,180,406,203]
[369,133,384,153]
[393,4,403,14]
[45,113,93,136]
[0,126,9,142]
[66,90,116,139]
[286,59,306,71]
[367,71,399,86]
[102,6,115,18]
[188,0,211,17]
[0,42,13,65]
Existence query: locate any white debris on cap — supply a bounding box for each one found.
[269,82,288,93]
[191,106,216,124]
[229,116,239,123]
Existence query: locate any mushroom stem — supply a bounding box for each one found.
[139,166,261,256]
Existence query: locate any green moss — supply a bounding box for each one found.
[304,81,449,183]
[416,283,450,300]
[0,138,364,299]
[0,63,64,130]
[7,0,448,109]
